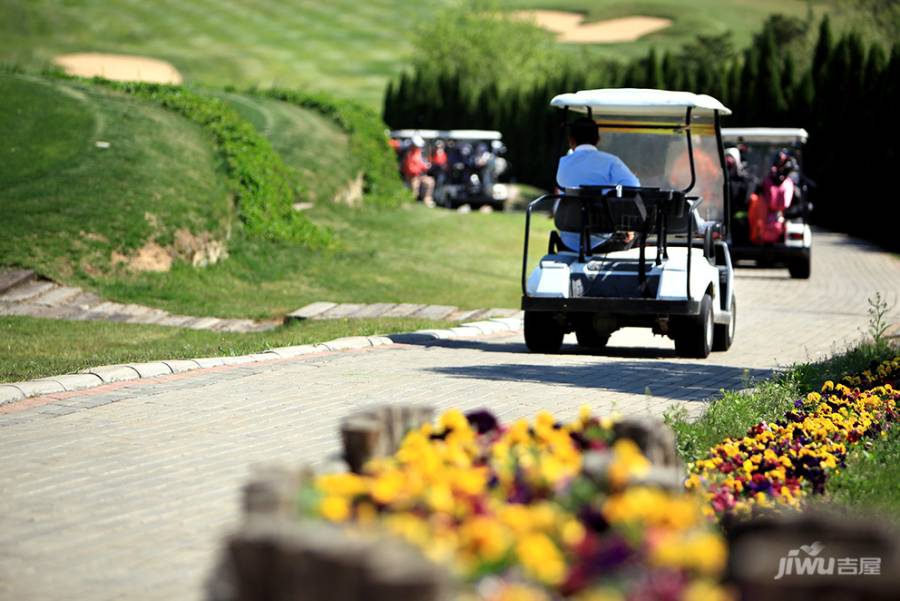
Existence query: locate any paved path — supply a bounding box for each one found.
[0,231,898,601]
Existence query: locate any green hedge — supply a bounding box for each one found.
[85,79,331,247]
[263,88,409,208]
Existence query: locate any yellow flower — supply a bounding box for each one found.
[607,439,650,487]
[315,472,367,497]
[458,515,511,563]
[651,531,727,574]
[319,495,350,522]
[371,470,406,505]
[516,533,566,585]
[439,408,469,431]
[562,518,586,547]
[485,583,551,601]
[682,579,732,601]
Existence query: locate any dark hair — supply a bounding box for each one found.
[569,117,600,146]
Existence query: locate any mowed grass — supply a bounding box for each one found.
[0,315,451,383]
[1,0,834,107]
[512,0,825,60]
[212,91,355,203]
[95,202,555,319]
[0,0,448,107]
[0,73,232,281]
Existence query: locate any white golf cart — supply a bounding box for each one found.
[722,128,812,279]
[389,129,509,209]
[522,89,736,358]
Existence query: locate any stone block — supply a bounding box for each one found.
[284,302,338,322]
[81,365,141,383]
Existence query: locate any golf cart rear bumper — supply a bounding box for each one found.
[731,245,809,262]
[521,296,700,315]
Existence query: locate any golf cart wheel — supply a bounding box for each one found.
[524,311,564,354]
[713,294,736,352]
[575,325,610,349]
[788,253,811,279]
[674,294,714,359]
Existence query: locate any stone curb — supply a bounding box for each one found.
[0,317,524,406]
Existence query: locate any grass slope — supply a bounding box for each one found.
[0,316,451,383]
[0,72,232,282]
[213,91,354,204]
[0,0,837,107]
[2,71,546,320]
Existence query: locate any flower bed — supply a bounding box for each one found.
[302,409,728,600]
[686,357,899,518]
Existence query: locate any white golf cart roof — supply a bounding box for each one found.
[549,88,731,118]
[721,127,809,144]
[389,129,502,141]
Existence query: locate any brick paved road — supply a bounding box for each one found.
[1,231,898,600]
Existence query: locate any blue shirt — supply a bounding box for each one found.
[556,145,640,189]
[556,145,640,252]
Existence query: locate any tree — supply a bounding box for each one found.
[812,16,834,86]
[756,25,788,121]
[780,54,797,107]
[646,48,665,89]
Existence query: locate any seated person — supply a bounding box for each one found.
[402,136,435,207]
[556,117,640,252]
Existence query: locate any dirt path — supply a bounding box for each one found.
[54,53,183,84]
[512,10,672,43]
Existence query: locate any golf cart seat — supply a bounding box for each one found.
[551,187,693,254]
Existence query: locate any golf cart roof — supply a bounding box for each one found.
[389,129,502,141]
[721,127,809,144]
[549,88,731,118]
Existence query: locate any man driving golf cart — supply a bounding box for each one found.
[556,117,640,253]
[522,89,736,358]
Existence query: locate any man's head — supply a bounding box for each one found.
[568,117,600,149]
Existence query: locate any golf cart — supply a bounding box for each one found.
[522,89,736,358]
[722,128,812,279]
[389,129,509,209]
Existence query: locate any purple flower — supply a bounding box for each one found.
[465,409,499,434]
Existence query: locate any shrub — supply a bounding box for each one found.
[85,78,330,246]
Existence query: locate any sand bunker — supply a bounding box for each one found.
[512,10,671,43]
[54,53,182,84]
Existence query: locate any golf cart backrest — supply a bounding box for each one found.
[554,188,691,236]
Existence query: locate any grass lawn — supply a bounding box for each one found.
[0,315,451,383]
[0,72,232,281]
[93,202,554,318]
[827,425,900,515]
[512,0,826,60]
[0,0,447,108]
[0,0,853,108]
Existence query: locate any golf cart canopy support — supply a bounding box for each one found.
[721,127,809,145]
